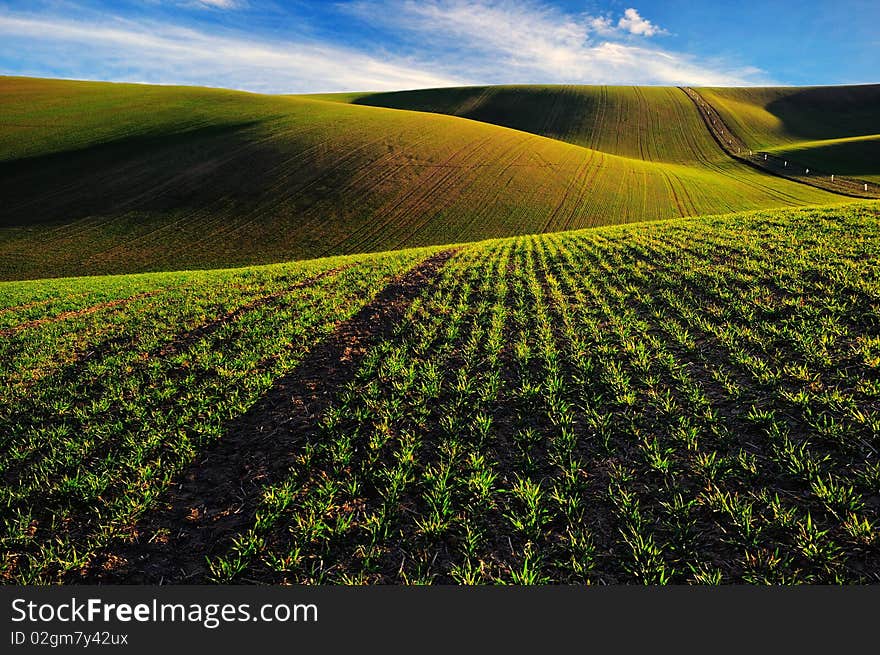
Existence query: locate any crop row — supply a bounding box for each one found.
[0,248,436,582]
[206,203,880,583]
[2,202,879,583]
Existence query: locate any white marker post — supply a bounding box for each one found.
[784,161,787,167]
[831,174,835,182]
[806,168,809,174]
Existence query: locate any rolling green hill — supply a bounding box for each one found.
[0,77,845,280]
[343,85,730,163]
[697,85,880,183]
[343,83,880,184]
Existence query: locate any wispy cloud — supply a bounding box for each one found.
[0,12,462,93]
[588,16,616,37]
[193,0,242,7]
[0,2,767,92]
[345,1,765,86]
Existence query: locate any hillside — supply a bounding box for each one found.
[0,77,841,280]
[344,85,731,163]
[343,83,880,186]
[697,85,880,183]
[3,201,879,584]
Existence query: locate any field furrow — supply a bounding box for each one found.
[2,202,879,584]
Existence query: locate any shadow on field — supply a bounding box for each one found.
[353,86,596,147]
[0,121,266,227]
[77,249,457,584]
[764,84,880,141]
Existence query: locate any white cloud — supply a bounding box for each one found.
[0,13,463,93]
[588,16,616,37]
[192,0,242,8]
[0,2,767,93]
[377,0,590,70]
[346,1,764,86]
[617,8,664,37]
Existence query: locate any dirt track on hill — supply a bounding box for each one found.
[680,86,880,199]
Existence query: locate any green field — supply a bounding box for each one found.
[341,84,741,162]
[0,77,844,281]
[3,76,880,586]
[2,202,879,584]
[348,83,880,186]
[698,85,880,182]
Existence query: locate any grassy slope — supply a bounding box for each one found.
[0,77,840,281]
[3,201,879,583]
[698,85,880,182]
[336,83,863,211]
[344,85,727,162]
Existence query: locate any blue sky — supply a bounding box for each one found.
[0,1,877,93]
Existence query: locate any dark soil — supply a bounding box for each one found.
[78,249,458,583]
